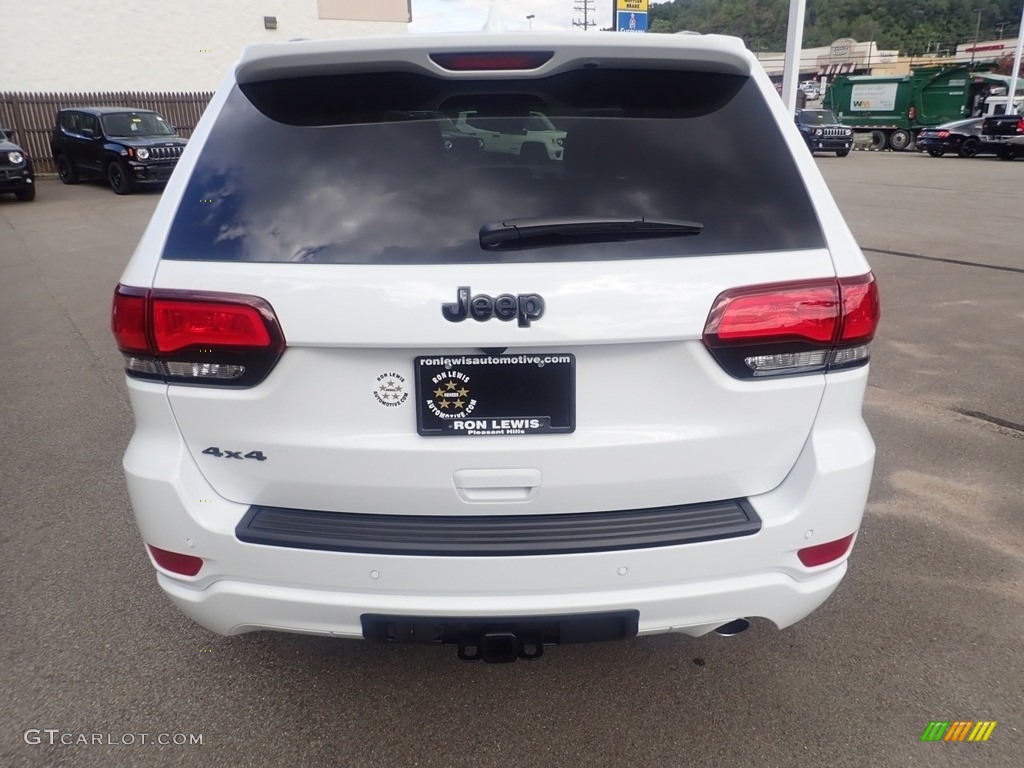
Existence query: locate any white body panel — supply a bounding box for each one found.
[152,253,834,513]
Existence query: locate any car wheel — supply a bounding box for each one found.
[889,129,912,151]
[997,146,1018,161]
[15,185,36,202]
[57,155,79,184]
[868,130,887,151]
[108,160,134,194]
[958,138,980,158]
[835,149,850,157]
[927,149,945,158]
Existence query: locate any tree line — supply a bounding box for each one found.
[648,0,1023,56]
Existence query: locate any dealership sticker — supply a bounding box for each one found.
[426,370,477,419]
[373,372,409,407]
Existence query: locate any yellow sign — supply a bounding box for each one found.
[616,0,649,11]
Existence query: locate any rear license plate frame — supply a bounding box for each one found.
[414,353,575,437]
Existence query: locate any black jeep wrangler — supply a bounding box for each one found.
[50,107,187,194]
[0,127,36,201]
[794,109,854,157]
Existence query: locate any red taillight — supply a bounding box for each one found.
[704,280,839,345]
[702,274,880,378]
[1016,118,1024,134]
[429,51,554,71]
[936,130,950,139]
[147,544,203,576]
[152,299,272,353]
[798,533,855,567]
[838,273,880,343]
[112,285,285,386]
[111,286,149,353]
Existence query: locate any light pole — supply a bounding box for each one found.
[971,8,983,66]
[1007,2,1024,115]
[526,14,535,30]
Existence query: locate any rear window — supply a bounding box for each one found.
[163,68,825,264]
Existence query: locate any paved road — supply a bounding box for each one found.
[2,156,1022,768]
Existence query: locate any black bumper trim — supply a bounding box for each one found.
[235,498,761,557]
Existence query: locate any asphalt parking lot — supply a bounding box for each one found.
[2,154,1022,768]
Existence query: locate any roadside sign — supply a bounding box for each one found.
[616,11,648,32]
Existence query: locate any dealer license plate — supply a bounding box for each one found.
[415,353,575,436]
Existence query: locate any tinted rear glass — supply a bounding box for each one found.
[163,69,824,264]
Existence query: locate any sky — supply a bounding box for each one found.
[409,0,668,34]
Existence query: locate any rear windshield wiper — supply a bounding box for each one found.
[479,216,703,250]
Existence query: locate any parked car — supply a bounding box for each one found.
[0,127,36,201]
[915,117,994,158]
[400,110,484,158]
[50,107,187,194]
[800,80,821,98]
[794,109,854,156]
[453,109,566,161]
[112,33,879,662]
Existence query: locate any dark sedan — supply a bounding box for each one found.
[915,118,994,158]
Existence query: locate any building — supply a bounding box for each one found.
[755,38,903,82]
[0,0,411,93]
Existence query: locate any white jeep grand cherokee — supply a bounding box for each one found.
[113,32,879,662]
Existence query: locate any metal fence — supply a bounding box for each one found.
[0,91,213,173]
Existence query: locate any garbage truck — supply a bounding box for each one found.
[822,64,1017,151]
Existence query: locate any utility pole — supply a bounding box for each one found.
[781,0,808,113]
[573,1,596,30]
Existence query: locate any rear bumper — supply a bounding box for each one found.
[914,138,952,151]
[159,562,846,638]
[124,369,874,639]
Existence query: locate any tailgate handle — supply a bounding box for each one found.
[453,469,542,503]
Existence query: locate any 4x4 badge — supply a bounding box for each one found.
[442,286,544,327]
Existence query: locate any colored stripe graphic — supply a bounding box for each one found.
[945,721,972,741]
[968,722,997,742]
[921,721,996,742]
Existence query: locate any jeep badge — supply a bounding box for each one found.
[442,287,545,327]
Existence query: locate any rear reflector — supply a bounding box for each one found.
[147,544,203,576]
[112,286,285,387]
[798,533,855,567]
[703,273,880,378]
[429,51,554,71]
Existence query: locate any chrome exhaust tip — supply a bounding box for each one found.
[713,618,751,637]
